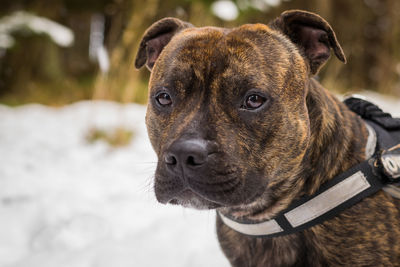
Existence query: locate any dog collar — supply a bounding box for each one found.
[218,97,400,238]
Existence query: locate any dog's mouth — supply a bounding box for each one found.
[155,175,237,210]
[154,169,265,210]
[154,169,245,209]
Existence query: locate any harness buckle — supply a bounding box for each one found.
[379,144,400,181]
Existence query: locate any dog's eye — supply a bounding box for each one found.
[155,92,172,106]
[244,94,266,110]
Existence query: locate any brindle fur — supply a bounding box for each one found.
[135,10,400,266]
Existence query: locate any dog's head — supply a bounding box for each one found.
[135,10,345,213]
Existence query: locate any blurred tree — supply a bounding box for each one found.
[0,0,115,105]
[100,0,400,103]
[93,0,220,103]
[230,0,400,95]
[0,0,399,106]
[316,0,400,96]
[93,0,159,103]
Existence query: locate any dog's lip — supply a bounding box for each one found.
[167,189,205,204]
[157,172,245,208]
[188,176,238,187]
[167,189,222,209]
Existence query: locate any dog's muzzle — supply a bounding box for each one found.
[155,137,247,208]
[155,138,221,207]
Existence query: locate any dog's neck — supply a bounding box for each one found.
[301,79,369,194]
[221,78,370,221]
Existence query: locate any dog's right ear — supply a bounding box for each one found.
[135,18,193,71]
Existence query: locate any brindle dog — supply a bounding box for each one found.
[135,10,400,266]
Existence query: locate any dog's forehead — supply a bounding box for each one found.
[164,26,231,67]
[150,24,291,92]
[167,24,278,63]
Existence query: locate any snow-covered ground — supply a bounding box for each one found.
[0,101,229,267]
[0,92,399,267]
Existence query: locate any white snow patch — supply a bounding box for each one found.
[263,0,281,7]
[211,0,239,21]
[0,101,229,267]
[0,11,74,49]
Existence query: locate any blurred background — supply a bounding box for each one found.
[1,0,400,106]
[1,1,400,267]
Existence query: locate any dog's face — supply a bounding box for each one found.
[135,10,345,212]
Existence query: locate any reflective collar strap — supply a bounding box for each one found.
[218,122,385,238]
[365,122,377,158]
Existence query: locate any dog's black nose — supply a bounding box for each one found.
[164,139,208,172]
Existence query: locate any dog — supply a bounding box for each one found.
[134,10,400,266]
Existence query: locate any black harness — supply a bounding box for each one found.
[218,96,400,238]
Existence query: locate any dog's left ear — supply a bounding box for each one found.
[270,10,346,75]
[135,18,193,71]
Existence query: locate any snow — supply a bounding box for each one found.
[211,1,239,21]
[0,93,398,267]
[0,11,74,49]
[0,101,229,267]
